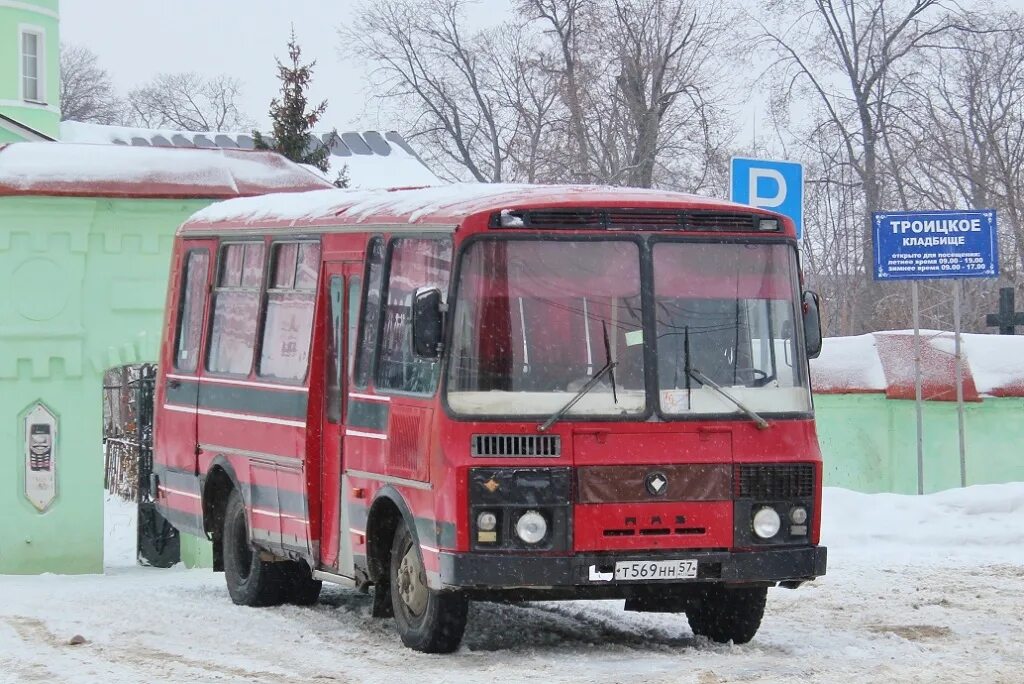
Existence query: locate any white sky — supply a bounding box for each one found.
[60,0,509,132]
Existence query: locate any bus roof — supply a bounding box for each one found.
[0,142,333,200]
[181,183,793,236]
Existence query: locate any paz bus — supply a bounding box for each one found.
[152,184,827,653]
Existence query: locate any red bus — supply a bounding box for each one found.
[153,184,826,652]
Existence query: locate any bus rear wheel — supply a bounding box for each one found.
[686,584,767,645]
[223,489,285,607]
[389,520,468,653]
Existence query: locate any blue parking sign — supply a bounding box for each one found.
[730,158,804,238]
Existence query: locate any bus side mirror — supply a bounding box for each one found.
[412,287,444,359]
[802,291,823,359]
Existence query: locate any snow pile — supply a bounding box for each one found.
[0,142,329,197]
[810,333,886,392]
[812,330,1024,397]
[822,483,1024,560]
[103,494,137,569]
[961,334,1024,395]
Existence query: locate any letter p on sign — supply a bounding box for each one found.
[730,157,804,239]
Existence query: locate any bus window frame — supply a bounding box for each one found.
[172,247,210,373]
[439,231,813,424]
[254,237,322,386]
[353,235,386,390]
[204,239,269,379]
[372,233,455,399]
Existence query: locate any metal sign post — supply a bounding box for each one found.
[953,283,966,487]
[912,283,924,495]
[873,209,998,493]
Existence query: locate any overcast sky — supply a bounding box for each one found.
[61,0,509,132]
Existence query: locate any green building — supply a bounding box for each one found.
[0,0,60,142]
[0,143,332,574]
[0,1,439,575]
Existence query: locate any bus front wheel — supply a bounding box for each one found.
[686,584,767,645]
[389,520,468,653]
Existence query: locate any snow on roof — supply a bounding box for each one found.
[0,141,332,199]
[811,330,1024,399]
[184,182,763,228]
[60,121,440,189]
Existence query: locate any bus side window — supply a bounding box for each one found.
[259,242,320,381]
[174,250,209,372]
[377,237,453,394]
[347,277,362,380]
[354,238,385,388]
[327,274,363,424]
[207,241,265,375]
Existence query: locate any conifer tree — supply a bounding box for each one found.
[255,29,347,186]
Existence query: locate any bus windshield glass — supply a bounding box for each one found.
[447,239,646,418]
[653,241,811,416]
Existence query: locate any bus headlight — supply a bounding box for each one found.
[476,511,498,531]
[752,506,782,539]
[515,510,547,544]
[790,506,808,525]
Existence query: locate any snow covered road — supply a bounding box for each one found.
[1,486,1022,684]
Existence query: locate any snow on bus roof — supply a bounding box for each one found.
[0,142,333,200]
[185,183,761,228]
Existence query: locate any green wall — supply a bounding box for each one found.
[0,195,211,574]
[0,0,61,139]
[816,394,1024,494]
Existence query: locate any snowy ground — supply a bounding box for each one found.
[1,487,1022,684]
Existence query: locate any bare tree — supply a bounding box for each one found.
[608,0,732,189]
[126,72,254,132]
[59,44,124,124]
[899,9,1024,330]
[346,0,737,189]
[760,0,968,332]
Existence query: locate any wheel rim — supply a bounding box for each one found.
[231,512,252,581]
[396,543,428,618]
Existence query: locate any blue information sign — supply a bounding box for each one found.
[873,210,998,280]
[730,157,804,239]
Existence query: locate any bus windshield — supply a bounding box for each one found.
[447,239,646,417]
[446,238,811,419]
[653,241,811,416]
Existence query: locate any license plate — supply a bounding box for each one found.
[614,559,698,581]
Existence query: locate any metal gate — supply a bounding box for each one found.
[103,364,180,567]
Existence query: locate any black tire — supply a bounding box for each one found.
[389,520,468,653]
[281,561,323,606]
[222,489,285,607]
[686,584,767,645]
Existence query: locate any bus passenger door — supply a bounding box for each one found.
[320,262,361,574]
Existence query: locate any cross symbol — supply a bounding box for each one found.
[985,287,1024,335]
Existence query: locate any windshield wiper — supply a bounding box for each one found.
[539,321,617,433]
[687,368,770,430]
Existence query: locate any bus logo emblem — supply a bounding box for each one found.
[645,472,668,496]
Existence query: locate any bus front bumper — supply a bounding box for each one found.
[437,545,826,590]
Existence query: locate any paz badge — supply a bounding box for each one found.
[645,471,668,497]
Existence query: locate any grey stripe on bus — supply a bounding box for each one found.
[346,399,389,431]
[164,377,308,420]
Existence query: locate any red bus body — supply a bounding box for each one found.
[153,184,826,647]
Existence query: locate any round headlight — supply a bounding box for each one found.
[515,510,547,544]
[790,506,808,525]
[477,511,498,532]
[752,506,782,539]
